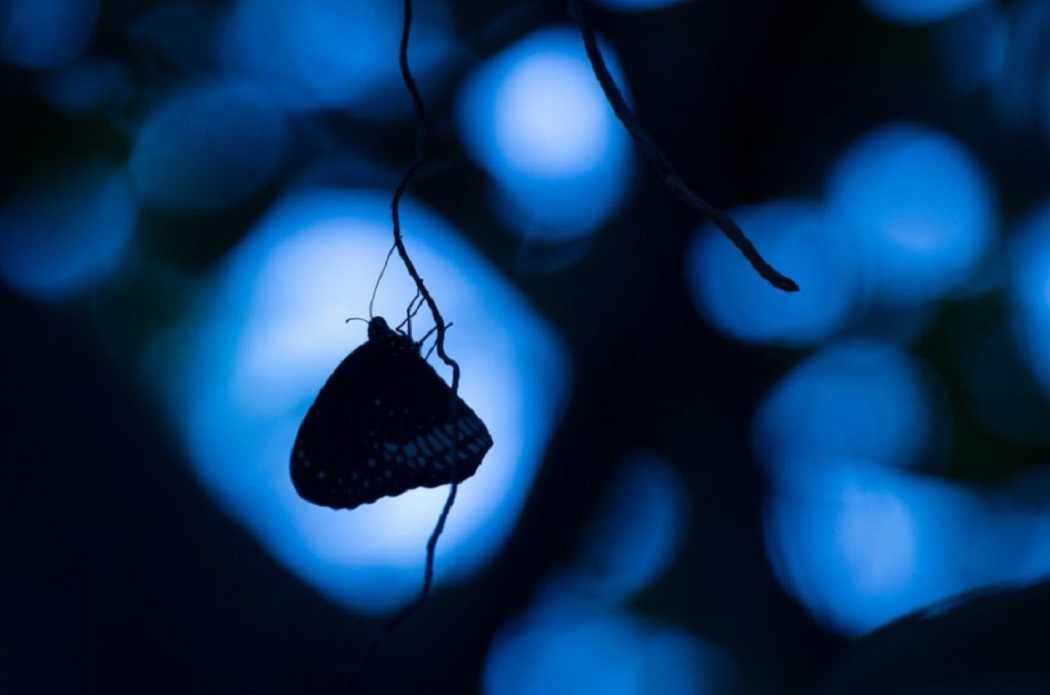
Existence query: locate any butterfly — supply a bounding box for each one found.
[290,316,494,510]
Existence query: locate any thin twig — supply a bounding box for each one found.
[369,244,397,319]
[341,483,458,693]
[389,0,463,389]
[566,0,799,293]
[342,0,462,690]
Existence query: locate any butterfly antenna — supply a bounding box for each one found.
[397,292,426,335]
[369,243,398,320]
[345,316,369,326]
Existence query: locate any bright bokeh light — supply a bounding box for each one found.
[759,341,1050,634]
[765,460,976,635]
[151,188,568,615]
[0,162,136,302]
[0,0,99,68]
[496,54,611,178]
[861,0,989,25]
[216,0,452,114]
[826,122,995,305]
[457,27,632,241]
[766,459,1050,635]
[128,79,288,212]
[484,613,730,695]
[686,199,858,345]
[753,341,933,481]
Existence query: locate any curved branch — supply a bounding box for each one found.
[567,0,799,293]
[344,2,462,690]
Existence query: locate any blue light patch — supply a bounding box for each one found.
[990,471,1050,585]
[1008,200,1050,399]
[934,4,1006,92]
[457,28,632,240]
[766,461,1050,636]
[216,0,452,114]
[128,79,288,212]
[759,342,1050,634]
[151,189,568,615]
[765,460,977,635]
[0,0,98,68]
[826,123,995,305]
[686,200,857,346]
[592,0,689,10]
[484,613,730,695]
[860,0,989,25]
[0,162,136,302]
[753,341,933,482]
[552,454,690,607]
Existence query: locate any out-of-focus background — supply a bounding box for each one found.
[5,0,1050,692]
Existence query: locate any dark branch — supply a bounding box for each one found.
[341,484,458,693]
[342,2,461,690]
[566,0,799,293]
[389,0,463,389]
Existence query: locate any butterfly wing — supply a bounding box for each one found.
[291,335,493,510]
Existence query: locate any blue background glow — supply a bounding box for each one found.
[592,0,689,11]
[569,455,690,605]
[1008,200,1050,404]
[484,613,728,695]
[0,0,98,69]
[826,122,995,306]
[765,459,1050,635]
[483,455,730,695]
[152,189,569,615]
[41,58,129,115]
[129,79,288,212]
[686,200,858,345]
[0,162,136,302]
[861,0,990,25]
[457,27,633,241]
[758,341,1050,634]
[529,454,691,612]
[753,341,933,479]
[8,1,1050,691]
[216,0,453,114]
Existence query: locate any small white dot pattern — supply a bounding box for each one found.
[290,317,494,509]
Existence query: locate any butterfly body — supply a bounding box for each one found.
[291,317,493,510]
